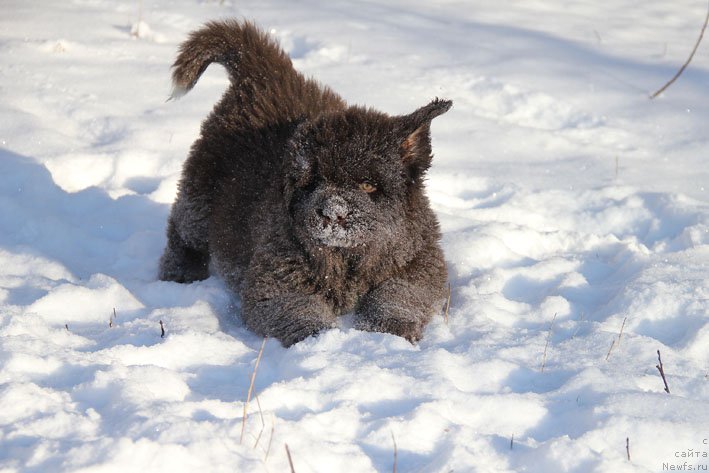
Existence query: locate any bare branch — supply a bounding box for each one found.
[656,349,671,394]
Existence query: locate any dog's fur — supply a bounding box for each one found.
[159,20,452,346]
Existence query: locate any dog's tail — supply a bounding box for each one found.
[169,20,294,99]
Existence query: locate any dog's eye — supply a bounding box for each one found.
[359,181,377,193]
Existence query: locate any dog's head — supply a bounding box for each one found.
[284,99,451,249]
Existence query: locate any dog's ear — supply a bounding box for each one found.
[397,99,452,181]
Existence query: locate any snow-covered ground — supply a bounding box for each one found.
[1,1,708,471]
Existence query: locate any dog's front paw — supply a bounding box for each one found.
[242,293,336,348]
[354,280,438,343]
[159,239,210,283]
[355,310,425,343]
[277,318,335,347]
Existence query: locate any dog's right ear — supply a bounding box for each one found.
[396,98,452,181]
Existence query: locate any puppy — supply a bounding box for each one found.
[159,20,451,346]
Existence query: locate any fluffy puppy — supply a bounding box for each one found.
[159,20,451,346]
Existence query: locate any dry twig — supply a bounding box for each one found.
[651,1,709,98]
[656,349,671,394]
[159,320,165,338]
[240,338,267,444]
[626,437,631,461]
[444,283,451,324]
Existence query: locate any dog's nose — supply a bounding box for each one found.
[320,197,349,227]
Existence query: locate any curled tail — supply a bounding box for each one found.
[170,20,294,99]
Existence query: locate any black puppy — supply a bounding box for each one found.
[159,20,451,346]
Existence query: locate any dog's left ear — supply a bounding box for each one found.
[397,98,452,181]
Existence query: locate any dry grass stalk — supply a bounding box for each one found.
[651,0,709,98]
[617,317,627,345]
[443,283,451,324]
[285,444,296,473]
[391,432,398,473]
[133,0,144,38]
[606,316,627,361]
[656,349,670,394]
[540,313,557,372]
[571,311,586,339]
[159,320,165,338]
[264,418,275,461]
[240,337,267,444]
[253,394,266,448]
[110,308,116,328]
[605,339,616,361]
[510,433,514,450]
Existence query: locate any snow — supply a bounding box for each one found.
[1,0,708,471]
